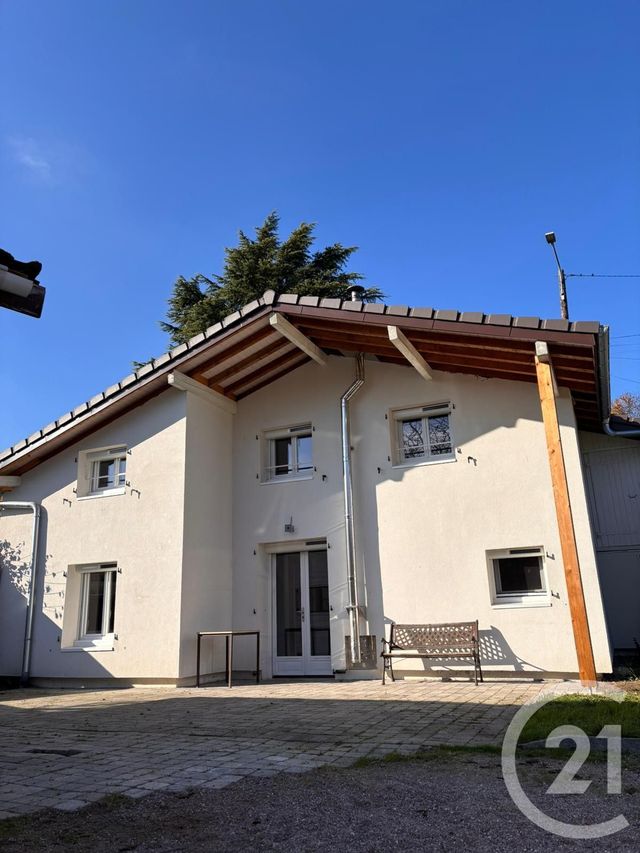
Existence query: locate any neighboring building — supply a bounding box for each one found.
[580,417,640,654]
[0,290,625,686]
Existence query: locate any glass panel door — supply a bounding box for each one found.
[275,553,302,658]
[308,550,330,657]
[272,550,332,676]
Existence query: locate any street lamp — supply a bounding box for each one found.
[544,232,569,321]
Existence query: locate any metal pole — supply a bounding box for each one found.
[558,267,569,320]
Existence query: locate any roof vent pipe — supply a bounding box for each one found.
[346,285,366,302]
[341,353,365,664]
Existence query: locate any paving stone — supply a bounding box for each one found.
[0,680,545,816]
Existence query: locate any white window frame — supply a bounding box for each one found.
[75,564,118,649]
[391,402,455,467]
[487,547,550,608]
[262,424,314,483]
[77,446,128,498]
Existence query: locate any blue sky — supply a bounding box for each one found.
[1,0,638,448]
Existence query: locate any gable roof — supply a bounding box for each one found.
[0,290,609,475]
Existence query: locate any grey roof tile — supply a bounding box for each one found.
[13,440,27,452]
[409,307,433,319]
[120,373,138,388]
[240,299,261,316]
[262,289,276,304]
[135,363,155,378]
[27,431,42,445]
[571,320,600,334]
[342,301,363,312]
[42,421,58,436]
[152,354,171,369]
[104,383,121,397]
[542,319,570,332]
[363,303,386,313]
[57,413,73,427]
[89,393,105,407]
[72,403,89,417]
[185,332,205,348]
[222,311,242,327]
[460,312,484,324]
[298,295,320,307]
[277,294,299,305]
[435,309,459,322]
[169,343,188,358]
[513,317,541,329]
[320,298,342,309]
[486,314,512,326]
[387,305,410,317]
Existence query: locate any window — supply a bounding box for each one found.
[264,424,313,481]
[77,446,128,497]
[392,403,454,465]
[488,548,548,606]
[76,564,117,648]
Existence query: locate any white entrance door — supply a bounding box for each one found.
[272,550,332,676]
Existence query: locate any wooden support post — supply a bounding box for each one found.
[535,345,597,684]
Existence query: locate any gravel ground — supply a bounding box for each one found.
[0,749,639,852]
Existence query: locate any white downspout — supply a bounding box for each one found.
[0,501,41,685]
[341,354,365,665]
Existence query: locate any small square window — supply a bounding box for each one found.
[77,446,128,498]
[392,403,454,466]
[263,425,313,482]
[75,564,118,648]
[488,548,548,606]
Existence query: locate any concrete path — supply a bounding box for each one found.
[0,679,544,818]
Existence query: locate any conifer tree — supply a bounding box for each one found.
[160,212,383,346]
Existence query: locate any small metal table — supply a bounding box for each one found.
[196,630,260,688]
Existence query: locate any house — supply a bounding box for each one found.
[0,289,628,686]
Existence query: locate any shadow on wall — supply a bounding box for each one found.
[0,508,111,681]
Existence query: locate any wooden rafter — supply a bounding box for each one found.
[269,313,326,365]
[387,326,433,380]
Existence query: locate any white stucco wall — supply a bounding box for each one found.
[232,356,612,677]
[178,391,234,681]
[0,391,187,682]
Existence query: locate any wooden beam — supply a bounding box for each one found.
[269,313,327,365]
[168,371,237,415]
[387,326,433,380]
[535,348,597,684]
[535,341,559,397]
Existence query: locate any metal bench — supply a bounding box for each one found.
[381,621,483,685]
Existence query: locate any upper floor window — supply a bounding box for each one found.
[263,424,313,482]
[77,446,128,498]
[392,403,454,466]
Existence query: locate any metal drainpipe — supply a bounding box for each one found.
[341,353,365,665]
[0,501,41,685]
[602,419,640,438]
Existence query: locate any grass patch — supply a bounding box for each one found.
[521,694,640,742]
